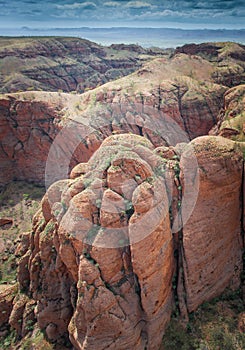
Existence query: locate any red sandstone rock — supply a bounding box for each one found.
[0,218,13,227]
[180,136,243,312]
[70,163,88,179]
[9,292,29,336]
[0,37,164,94]
[0,284,18,329]
[210,84,245,139]
[14,134,175,349]
[10,134,245,349]
[0,51,231,188]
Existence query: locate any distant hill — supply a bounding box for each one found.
[0,37,168,93]
[1,26,245,48]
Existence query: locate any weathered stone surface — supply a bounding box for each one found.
[0,37,166,94]
[9,292,29,336]
[180,136,243,312]
[210,84,245,140]
[0,284,17,329]
[0,93,63,186]
[0,47,233,187]
[70,163,88,179]
[9,134,245,349]
[14,134,175,349]
[129,177,174,348]
[0,218,13,227]
[65,135,174,350]
[175,42,245,87]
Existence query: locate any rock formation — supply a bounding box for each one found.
[1,49,232,187]
[175,42,245,88]
[0,41,245,349]
[210,84,245,141]
[3,133,243,350]
[180,136,243,313]
[0,37,167,94]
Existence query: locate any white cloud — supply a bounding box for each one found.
[133,8,229,20]
[125,1,155,10]
[56,2,97,11]
[104,1,122,7]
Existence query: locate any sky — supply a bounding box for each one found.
[0,0,244,29]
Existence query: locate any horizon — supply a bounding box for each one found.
[12,25,245,31]
[1,26,244,49]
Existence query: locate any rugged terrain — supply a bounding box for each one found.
[0,37,167,94]
[2,41,245,187]
[0,40,244,349]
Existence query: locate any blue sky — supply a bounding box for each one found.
[0,0,244,29]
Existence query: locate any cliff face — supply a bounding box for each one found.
[0,50,231,187]
[2,133,243,350]
[210,84,245,141]
[0,37,167,94]
[175,42,245,87]
[0,93,63,185]
[181,136,243,312]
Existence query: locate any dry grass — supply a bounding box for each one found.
[0,181,45,285]
[162,289,245,350]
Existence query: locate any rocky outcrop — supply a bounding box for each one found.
[0,93,63,186]
[175,42,245,61]
[0,218,13,227]
[180,136,243,312]
[175,42,245,88]
[1,40,245,349]
[1,41,244,188]
[0,37,167,94]
[12,134,175,349]
[210,84,245,142]
[0,52,228,187]
[0,284,18,334]
[8,133,244,349]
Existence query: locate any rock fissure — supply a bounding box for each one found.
[172,83,191,139]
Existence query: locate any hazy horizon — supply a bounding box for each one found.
[1,26,244,49]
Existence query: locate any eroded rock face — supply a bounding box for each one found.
[7,134,245,349]
[17,134,175,350]
[0,93,63,186]
[0,58,226,187]
[1,41,244,190]
[210,84,245,141]
[0,37,166,94]
[175,42,245,88]
[180,136,243,312]
[0,284,18,332]
[0,92,103,186]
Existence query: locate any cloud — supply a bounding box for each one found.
[104,1,122,7]
[56,2,97,11]
[19,9,43,16]
[231,9,245,17]
[0,0,244,28]
[133,7,236,21]
[193,1,237,10]
[135,9,188,19]
[125,1,155,10]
